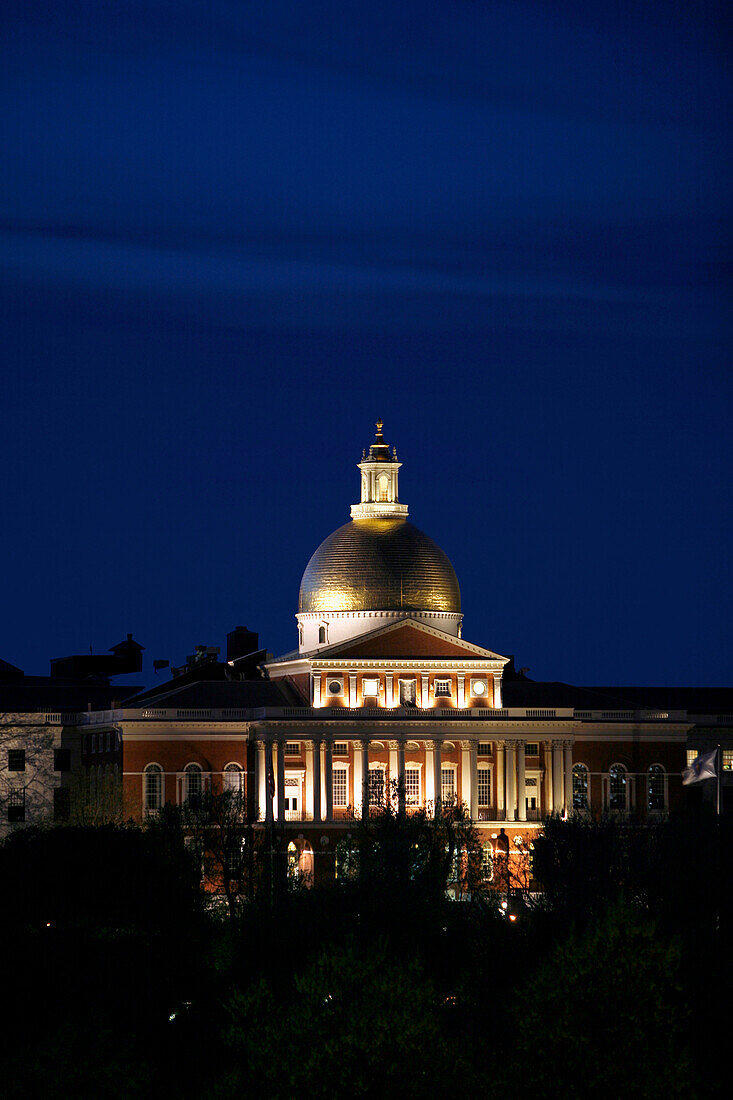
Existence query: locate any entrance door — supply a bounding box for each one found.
[525,777,538,818]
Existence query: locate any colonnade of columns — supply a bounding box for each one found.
[253,736,575,824]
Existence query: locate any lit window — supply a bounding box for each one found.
[686,750,697,767]
[471,678,487,697]
[525,743,539,756]
[144,764,163,812]
[441,767,456,803]
[332,768,348,807]
[7,790,25,823]
[434,680,452,697]
[362,678,379,698]
[8,750,25,772]
[608,764,626,811]
[283,742,300,756]
[368,767,385,807]
[481,843,493,881]
[722,750,733,771]
[185,764,202,806]
[224,763,244,796]
[572,763,588,809]
[405,768,420,805]
[478,769,491,807]
[647,764,665,811]
[334,742,348,756]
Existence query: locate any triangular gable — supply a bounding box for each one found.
[314,617,508,662]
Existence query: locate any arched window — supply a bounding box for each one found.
[144,764,163,812]
[378,473,389,501]
[224,763,244,798]
[318,623,327,645]
[482,843,493,882]
[287,841,299,879]
[185,763,202,807]
[648,764,665,811]
[572,763,589,809]
[608,764,627,811]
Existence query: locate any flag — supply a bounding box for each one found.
[267,754,276,799]
[682,749,717,786]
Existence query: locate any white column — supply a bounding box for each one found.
[544,741,553,814]
[493,674,503,709]
[457,673,465,709]
[361,740,370,819]
[312,672,322,708]
[434,740,442,816]
[264,740,274,824]
[553,741,564,812]
[354,740,363,816]
[425,740,435,808]
[470,741,478,820]
[349,672,357,708]
[389,742,398,797]
[517,740,527,822]
[421,673,429,708]
[398,741,406,814]
[254,741,263,821]
[564,742,573,813]
[385,673,394,708]
[496,741,505,816]
[324,741,333,822]
[276,739,286,823]
[313,738,322,823]
[461,742,471,810]
[305,741,314,818]
[505,742,516,822]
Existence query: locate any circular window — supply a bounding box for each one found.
[328,680,342,695]
[472,680,486,695]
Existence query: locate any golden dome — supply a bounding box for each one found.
[298,517,461,614]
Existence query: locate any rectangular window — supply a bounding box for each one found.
[441,767,455,803]
[722,750,733,771]
[687,750,697,766]
[53,787,71,822]
[332,768,348,807]
[8,750,25,772]
[362,678,379,697]
[283,742,300,756]
[478,769,491,806]
[434,680,452,697]
[333,742,348,756]
[54,749,71,772]
[477,742,492,757]
[7,790,25,823]
[525,743,539,756]
[405,768,420,805]
[368,768,385,806]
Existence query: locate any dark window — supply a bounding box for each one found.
[525,743,539,756]
[572,764,589,809]
[8,750,25,772]
[54,749,71,772]
[8,790,25,823]
[54,787,71,822]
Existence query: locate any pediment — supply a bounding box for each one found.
[313,617,508,662]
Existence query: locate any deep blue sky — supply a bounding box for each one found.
[1,1,730,686]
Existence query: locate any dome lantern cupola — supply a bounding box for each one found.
[351,419,408,520]
[296,420,463,652]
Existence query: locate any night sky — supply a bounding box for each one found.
[2,2,730,687]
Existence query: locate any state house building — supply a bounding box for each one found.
[69,422,731,879]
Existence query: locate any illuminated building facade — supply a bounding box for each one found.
[24,422,730,880]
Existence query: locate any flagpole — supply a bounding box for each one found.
[717,744,721,817]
